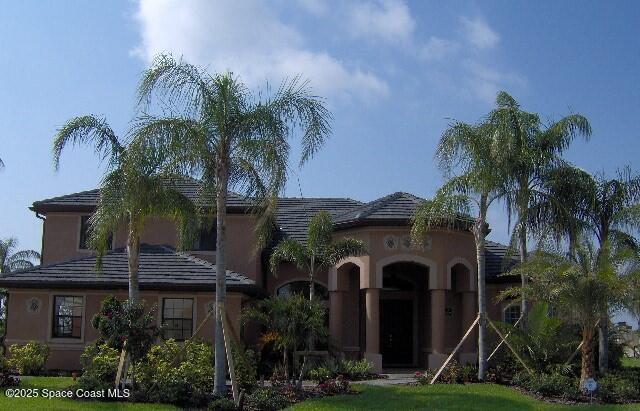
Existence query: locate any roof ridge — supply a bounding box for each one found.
[33,187,100,205]
[170,247,254,283]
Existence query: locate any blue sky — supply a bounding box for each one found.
[1,1,639,322]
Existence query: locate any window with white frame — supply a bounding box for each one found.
[52,296,83,338]
[503,304,521,326]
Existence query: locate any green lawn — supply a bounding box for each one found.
[621,357,640,368]
[290,384,640,411]
[0,377,177,410]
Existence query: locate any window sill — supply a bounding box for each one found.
[49,337,84,344]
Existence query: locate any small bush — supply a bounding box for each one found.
[597,374,640,403]
[244,387,290,411]
[317,375,352,395]
[336,359,374,380]
[132,339,214,407]
[75,343,120,393]
[460,363,478,383]
[308,366,333,383]
[208,395,237,410]
[8,342,49,375]
[232,344,257,390]
[0,356,19,388]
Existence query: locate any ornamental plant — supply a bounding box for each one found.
[91,295,161,362]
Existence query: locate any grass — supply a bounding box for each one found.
[621,357,640,368]
[290,383,640,410]
[0,377,178,410]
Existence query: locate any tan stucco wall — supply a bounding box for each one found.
[4,289,245,371]
[40,212,262,285]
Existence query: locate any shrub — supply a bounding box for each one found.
[336,359,374,380]
[75,343,119,393]
[231,344,257,391]
[308,366,332,383]
[515,372,581,400]
[414,369,435,385]
[317,375,352,395]
[208,395,237,410]
[92,296,160,362]
[244,387,290,411]
[597,374,640,403]
[460,363,478,383]
[8,341,49,375]
[132,339,214,407]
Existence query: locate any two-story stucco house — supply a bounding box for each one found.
[0,179,519,372]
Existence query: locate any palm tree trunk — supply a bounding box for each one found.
[598,316,609,375]
[126,224,140,303]
[214,167,229,395]
[309,256,315,301]
[580,327,596,387]
[475,195,489,381]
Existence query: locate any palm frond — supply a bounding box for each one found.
[269,239,308,276]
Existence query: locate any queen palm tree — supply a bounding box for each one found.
[53,115,198,303]
[0,238,40,273]
[270,210,366,300]
[134,54,331,394]
[506,239,640,387]
[412,121,506,380]
[487,91,591,318]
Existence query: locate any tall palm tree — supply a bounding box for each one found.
[0,157,4,170]
[487,91,591,318]
[0,238,40,273]
[412,121,506,380]
[270,210,366,300]
[134,54,331,394]
[506,239,640,387]
[53,115,197,303]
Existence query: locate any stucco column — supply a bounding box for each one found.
[329,290,344,351]
[460,291,478,364]
[364,288,382,373]
[429,289,447,369]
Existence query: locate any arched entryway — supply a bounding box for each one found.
[380,262,429,367]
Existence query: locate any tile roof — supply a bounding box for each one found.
[0,244,258,293]
[334,192,424,225]
[485,240,519,282]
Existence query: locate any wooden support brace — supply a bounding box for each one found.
[430,314,479,384]
[487,318,533,375]
[114,341,128,389]
[564,319,600,366]
[221,304,240,405]
[487,314,523,361]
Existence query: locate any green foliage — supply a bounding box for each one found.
[8,341,49,375]
[307,366,332,383]
[208,395,237,410]
[335,359,374,380]
[496,303,579,373]
[0,237,40,273]
[132,339,214,407]
[514,372,581,400]
[316,375,352,395]
[231,343,257,390]
[76,343,119,392]
[244,387,290,411]
[91,296,160,362]
[415,361,478,385]
[597,373,640,403]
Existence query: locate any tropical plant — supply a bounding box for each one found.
[243,294,328,389]
[133,53,331,393]
[53,115,198,302]
[270,210,366,300]
[0,238,40,273]
[503,239,640,387]
[487,91,591,318]
[8,341,49,375]
[412,120,506,380]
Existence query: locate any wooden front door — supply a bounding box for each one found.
[380,299,413,366]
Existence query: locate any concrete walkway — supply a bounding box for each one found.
[356,372,416,386]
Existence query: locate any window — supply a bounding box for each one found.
[162,298,193,341]
[52,296,83,338]
[193,224,216,251]
[78,216,112,250]
[276,281,328,300]
[503,304,521,326]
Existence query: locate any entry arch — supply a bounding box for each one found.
[375,254,438,289]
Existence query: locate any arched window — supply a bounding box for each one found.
[276,281,328,300]
[503,304,521,326]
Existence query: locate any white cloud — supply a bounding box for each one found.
[462,60,527,103]
[132,0,388,102]
[419,37,459,62]
[347,0,416,44]
[460,16,500,50]
[297,0,328,16]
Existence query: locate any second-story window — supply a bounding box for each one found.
[79,216,112,250]
[193,224,216,251]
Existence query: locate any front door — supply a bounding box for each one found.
[380,299,413,366]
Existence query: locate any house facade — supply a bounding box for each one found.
[0,180,519,372]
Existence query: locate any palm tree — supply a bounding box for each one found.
[269,211,366,300]
[487,91,592,318]
[0,157,4,170]
[506,239,640,387]
[0,238,40,273]
[134,54,331,394]
[412,121,506,380]
[53,115,198,303]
